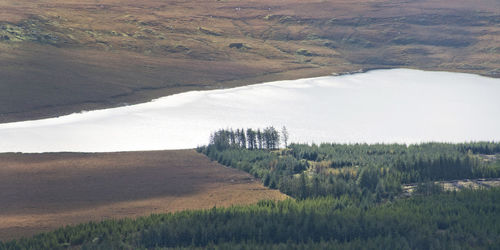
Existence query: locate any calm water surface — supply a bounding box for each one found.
[1,69,499,152]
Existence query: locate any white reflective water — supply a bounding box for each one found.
[1,68,499,153]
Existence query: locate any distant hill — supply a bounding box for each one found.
[1,0,498,122]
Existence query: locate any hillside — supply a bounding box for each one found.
[1,0,499,122]
[2,141,500,248]
[0,150,286,240]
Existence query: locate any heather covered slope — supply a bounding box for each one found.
[1,0,499,122]
[0,150,286,240]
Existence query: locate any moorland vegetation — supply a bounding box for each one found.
[1,0,499,122]
[2,128,500,249]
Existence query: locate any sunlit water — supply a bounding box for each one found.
[1,68,499,153]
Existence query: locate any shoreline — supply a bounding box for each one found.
[1,68,499,154]
[2,66,497,125]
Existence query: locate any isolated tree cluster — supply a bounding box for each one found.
[209,126,288,150]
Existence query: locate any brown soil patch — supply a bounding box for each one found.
[0,150,287,241]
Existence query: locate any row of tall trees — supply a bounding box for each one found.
[209,126,287,150]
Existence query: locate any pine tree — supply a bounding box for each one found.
[257,129,263,149]
[282,126,289,148]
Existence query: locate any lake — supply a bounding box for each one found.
[1,68,499,153]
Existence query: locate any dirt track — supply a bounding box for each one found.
[0,150,287,241]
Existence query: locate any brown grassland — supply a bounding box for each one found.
[0,150,287,240]
[0,0,499,242]
[0,0,499,122]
